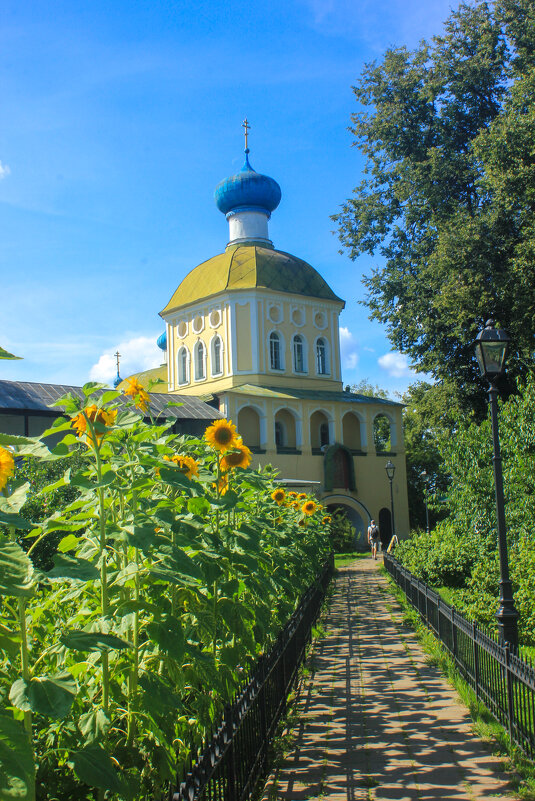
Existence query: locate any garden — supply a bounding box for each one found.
[0,381,332,801]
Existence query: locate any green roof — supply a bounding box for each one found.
[160,244,343,314]
[223,384,403,407]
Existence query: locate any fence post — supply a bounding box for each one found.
[224,704,237,801]
[437,596,441,641]
[472,621,479,699]
[505,645,514,743]
[424,583,429,629]
[452,607,457,664]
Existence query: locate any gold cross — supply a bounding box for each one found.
[242,118,250,150]
[115,351,121,372]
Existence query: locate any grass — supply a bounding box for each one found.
[380,565,535,800]
[334,551,368,568]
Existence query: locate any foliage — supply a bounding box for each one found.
[329,510,357,553]
[0,385,331,800]
[395,376,535,644]
[334,0,535,409]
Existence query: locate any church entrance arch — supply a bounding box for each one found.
[323,494,369,551]
[237,406,261,450]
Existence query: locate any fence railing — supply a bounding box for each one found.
[384,553,535,758]
[171,554,334,801]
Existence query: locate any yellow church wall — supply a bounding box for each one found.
[235,302,252,371]
[222,390,410,538]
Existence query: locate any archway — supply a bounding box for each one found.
[342,411,362,451]
[324,498,368,552]
[378,507,392,550]
[238,406,261,450]
[324,444,356,491]
[310,410,330,450]
[274,408,297,451]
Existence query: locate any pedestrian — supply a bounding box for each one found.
[367,519,380,560]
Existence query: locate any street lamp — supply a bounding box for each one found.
[473,319,518,649]
[385,460,396,543]
[421,470,430,534]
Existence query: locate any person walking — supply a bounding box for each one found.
[367,519,380,560]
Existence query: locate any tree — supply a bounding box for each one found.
[334,0,535,411]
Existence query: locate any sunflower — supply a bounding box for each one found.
[298,493,307,500]
[271,488,286,505]
[220,441,252,471]
[322,515,332,525]
[175,455,199,479]
[288,491,298,498]
[0,446,14,491]
[72,405,117,448]
[302,500,317,516]
[204,419,239,453]
[123,377,150,413]
[212,473,229,495]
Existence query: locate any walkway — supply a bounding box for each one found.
[263,558,516,801]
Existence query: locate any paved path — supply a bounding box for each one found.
[263,558,516,801]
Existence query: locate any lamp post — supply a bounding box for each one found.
[473,319,519,649]
[421,470,430,534]
[385,460,396,542]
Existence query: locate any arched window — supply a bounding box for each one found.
[293,335,305,373]
[316,338,328,374]
[194,341,205,381]
[320,423,330,447]
[373,414,392,452]
[178,347,189,385]
[270,332,282,370]
[211,336,222,376]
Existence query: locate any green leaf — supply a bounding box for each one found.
[57,534,79,553]
[138,673,182,716]
[46,554,99,581]
[0,434,49,457]
[0,623,21,658]
[70,744,122,792]
[217,598,255,650]
[120,524,158,554]
[186,496,210,516]
[158,544,203,580]
[82,382,107,397]
[0,345,22,360]
[100,390,120,404]
[0,540,34,597]
[0,712,34,800]
[0,511,34,531]
[147,615,185,661]
[78,709,110,745]
[61,631,131,651]
[0,483,30,515]
[158,467,193,488]
[10,674,77,719]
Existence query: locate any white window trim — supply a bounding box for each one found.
[292,333,308,375]
[210,334,224,378]
[177,346,190,386]
[314,336,331,376]
[193,340,207,382]
[268,329,285,372]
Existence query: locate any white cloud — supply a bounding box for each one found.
[0,161,11,180]
[90,335,162,385]
[378,351,412,378]
[339,326,359,370]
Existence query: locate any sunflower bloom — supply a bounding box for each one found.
[302,500,317,516]
[123,377,150,413]
[0,446,14,491]
[212,473,229,496]
[271,488,286,506]
[204,419,239,453]
[72,405,117,448]
[322,515,332,525]
[298,493,307,500]
[174,455,199,479]
[221,442,252,471]
[288,491,298,498]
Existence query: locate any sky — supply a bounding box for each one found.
[0,0,455,397]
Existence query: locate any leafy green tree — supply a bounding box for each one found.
[334,0,535,409]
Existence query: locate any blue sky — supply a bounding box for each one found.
[0,0,454,396]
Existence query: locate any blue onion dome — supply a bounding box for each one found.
[214,150,281,218]
[113,372,122,388]
[157,330,167,351]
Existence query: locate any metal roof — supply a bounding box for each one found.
[224,384,403,408]
[0,380,222,421]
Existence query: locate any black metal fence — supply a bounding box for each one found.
[384,553,535,757]
[171,554,334,801]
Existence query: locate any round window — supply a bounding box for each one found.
[192,316,203,333]
[269,306,280,323]
[292,308,303,326]
[314,312,326,329]
[177,321,187,338]
[209,310,221,328]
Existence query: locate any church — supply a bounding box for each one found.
[121,129,409,546]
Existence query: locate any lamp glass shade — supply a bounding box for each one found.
[385,460,395,481]
[474,321,509,379]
